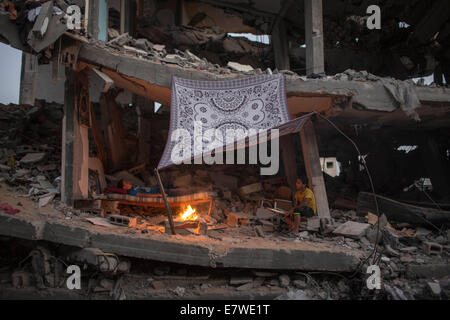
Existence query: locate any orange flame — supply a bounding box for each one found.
[179,205,198,221]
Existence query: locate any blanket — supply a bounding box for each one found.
[158,74,291,169]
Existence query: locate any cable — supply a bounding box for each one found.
[415,181,443,211]
[312,111,382,267]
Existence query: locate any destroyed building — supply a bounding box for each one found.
[0,0,449,300]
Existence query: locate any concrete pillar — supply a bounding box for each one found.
[120,0,136,35]
[300,120,331,219]
[61,69,76,205]
[62,69,92,204]
[19,52,38,106]
[136,95,153,165]
[304,0,324,75]
[272,19,290,70]
[87,0,108,41]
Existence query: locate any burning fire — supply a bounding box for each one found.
[179,205,198,221]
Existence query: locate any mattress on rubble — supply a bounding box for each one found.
[105,191,216,206]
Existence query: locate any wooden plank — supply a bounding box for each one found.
[71,84,89,199]
[155,169,176,235]
[300,120,330,219]
[77,125,89,198]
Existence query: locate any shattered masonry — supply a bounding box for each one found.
[0,0,449,300]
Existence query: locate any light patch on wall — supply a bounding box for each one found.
[0,43,21,105]
[397,145,418,153]
[154,102,162,113]
[412,75,433,85]
[227,33,270,45]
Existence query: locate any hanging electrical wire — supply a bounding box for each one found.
[312,111,383,268]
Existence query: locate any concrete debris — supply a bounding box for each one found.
[252,271,277,278]
[399,246,418,253]
[254,225,265,238]
[332,221,370,239]
[20,153,46,164]
[38,192,55,208]
[230,276,253,286]
[274,290,312,300]
[384,244,400,257]
[109,215,138,228]
[384,284,408,300]
[293,280,307,289]
[298,231,309,239]
[174,286,186,296]
[278,274,290,288]
[85,217,115,228]
[423,241,443,255]
[406,264,450,280]
[426,281,442,298]
[238,183,263,196]
[236,282,254,291]
[152,280,166,290]
[227,62,254,73]
[11,271,32,288]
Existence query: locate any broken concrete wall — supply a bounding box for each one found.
[36,62,66,104]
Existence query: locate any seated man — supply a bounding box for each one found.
[284,176,317,236]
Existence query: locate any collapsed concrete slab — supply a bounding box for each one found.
[77,44,450,112]
[0,212,362,272]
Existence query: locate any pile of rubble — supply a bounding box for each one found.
[1,219,449,300]
[0,101,63,210]
[102,28,275,75]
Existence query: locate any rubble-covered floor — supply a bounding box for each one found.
[1,101,450,299]
[1,183,450,300]
[0,183,361,271]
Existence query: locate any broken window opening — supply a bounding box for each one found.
[397,145,418,153]
[227,33,270,45]
[154,102,162,113]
